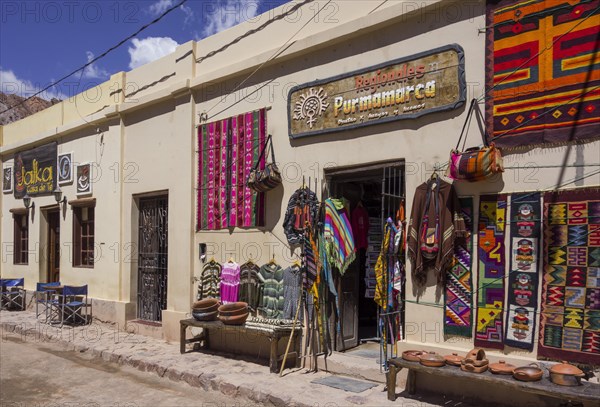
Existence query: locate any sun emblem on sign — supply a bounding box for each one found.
[293,87,329,128]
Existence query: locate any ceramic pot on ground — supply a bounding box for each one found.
[419,352,446,367]
[444,353,463,367]
[489,360,516,375]
[402,350,427,362]
[513,363,543,382]
[549,361,585,386]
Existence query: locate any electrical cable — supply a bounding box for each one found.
[0,0,188,115]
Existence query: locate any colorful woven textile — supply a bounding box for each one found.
[485,0,600,148]
[324,198,356,275]
[505,193,541,350]
[475,195,507,349]
[375,225,392,309]
[539,188,600,364]
[197,108,266,230]
[444,197,474,337]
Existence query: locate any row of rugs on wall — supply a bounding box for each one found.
[443,187,599,365]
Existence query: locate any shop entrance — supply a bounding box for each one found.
[326,162,405,351]
[46,209,61,282]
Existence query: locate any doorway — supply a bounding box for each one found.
[326,162,405,351]
[47,209,61,282]
[137,195,169,322]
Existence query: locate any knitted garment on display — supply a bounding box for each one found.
[239,262,262,311]
[538,188,600,364]
[199,261,222,300]
[258,263,284,319]
[283,187,319,246]
[324,198,356,275]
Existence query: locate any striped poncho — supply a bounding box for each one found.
[324,198,356,275]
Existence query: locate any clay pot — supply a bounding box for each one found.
[218,302,249,316]
[419,352,445,367]
[402,350,427,362]
[463,348,489,367]
[513,363,543,382]
[444,353,463,367]
[192,298,220,313]
[461,362,489,373]
[219,311,249,325]
[192,309,219,321]
[489,360,516,375]
[549,361,585,386]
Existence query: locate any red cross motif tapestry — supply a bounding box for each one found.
[539,188,600,364]
[197,109,266,230]
[485,0,600,148]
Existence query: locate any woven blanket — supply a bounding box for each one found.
[445,197,474,337]
[198,109,266,230]
[485,0,600,149]
[504,193,541,350]
[538,188,600,364]
[475,195,507,350]
[324,198,356,275]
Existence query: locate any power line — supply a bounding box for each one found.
[0,0,188,115]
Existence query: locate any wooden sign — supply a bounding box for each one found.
[13,142,57,198]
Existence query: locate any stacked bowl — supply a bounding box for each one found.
[192,298,220,321]
[218,302,249,325]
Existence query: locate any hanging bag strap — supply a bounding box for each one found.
[455,98,489,151]
[252,134,274,171]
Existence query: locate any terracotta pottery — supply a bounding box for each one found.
[218,302,249,316]
[549,361,585,386]
[466,348,487,361]
[192,309,219,321]
[489,360,516,375]
[219,311,249,325]
[461,362,489,373]
[462,348,489,367]
[192,298,220,313]
[402,350,427,362]
[419,352,445,367]
[513,363,543,382]
[444,353,463,367]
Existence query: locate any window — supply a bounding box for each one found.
[13,214,28,264]
[73,206,95,267]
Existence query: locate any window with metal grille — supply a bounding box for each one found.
[73,206,94,267]
[13,214,28,265]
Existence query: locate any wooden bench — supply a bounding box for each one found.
[386,358,600,406]
[180,318,303,373]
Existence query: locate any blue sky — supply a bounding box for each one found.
[0,0,289,100]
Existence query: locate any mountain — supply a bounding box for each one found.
[0,92,60,126]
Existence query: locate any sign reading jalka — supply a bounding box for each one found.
[13,142,57,199]
[288,44,466,139]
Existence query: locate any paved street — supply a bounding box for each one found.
[0,329,246,407]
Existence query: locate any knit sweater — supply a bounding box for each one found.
[239,262,262,311]
[258,263,284,318]
[283,265,303,321]
[283,187,319,246]
[198,261,221,300]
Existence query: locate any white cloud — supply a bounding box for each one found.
[203,0,262,38]
[82,51,110,79]
[128,37,179,69]
[0,68,67,100]
[149,0,174,16]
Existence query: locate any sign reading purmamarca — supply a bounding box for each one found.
[288,44,465,139]
[13,142,57,198]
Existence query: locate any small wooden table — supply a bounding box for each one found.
[180,318,302,373]
[386,358,600,405]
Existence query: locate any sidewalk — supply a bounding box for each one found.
[0,310,446,407]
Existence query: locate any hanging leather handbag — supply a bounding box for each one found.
[247,135,282,193]
[447,99,504,182]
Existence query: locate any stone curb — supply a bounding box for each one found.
[1,319,317,407]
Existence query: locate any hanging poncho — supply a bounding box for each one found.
[323,198,356,275]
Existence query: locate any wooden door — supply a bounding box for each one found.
[337,261,360,350]
[47,210,60,282]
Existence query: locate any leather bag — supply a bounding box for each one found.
[247,135,282,192]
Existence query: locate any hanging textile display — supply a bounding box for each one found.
[283,264,303,321]
[239,261,262,312]
[444,197,474,337]
[374,225,393,309]
[283,187,319,246]
[303,227,318,291]
[485,0,600,149]
[408,176,466,289]
[475,194,507,350]
[198,259,222,300]
[220,260,241,304]
[504,193,541,350]
[258,262,284,319]
[197,108,267,230]
[323,198,356,275]
[538,188,600,364]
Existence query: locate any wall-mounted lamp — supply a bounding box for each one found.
[53,187,67,208]
[23,193,34,211]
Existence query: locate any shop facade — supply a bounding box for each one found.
[1,0,599,384]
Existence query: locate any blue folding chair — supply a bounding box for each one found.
[34,282,61,321]
[61,285,92,326]
[0,278,26,311]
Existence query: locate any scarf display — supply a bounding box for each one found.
[504,193,541,350]
[475,194,507,350]
[444,197,474,337]
[538,188,600,364]
[323,198,356,275]
[408,177,466,288]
